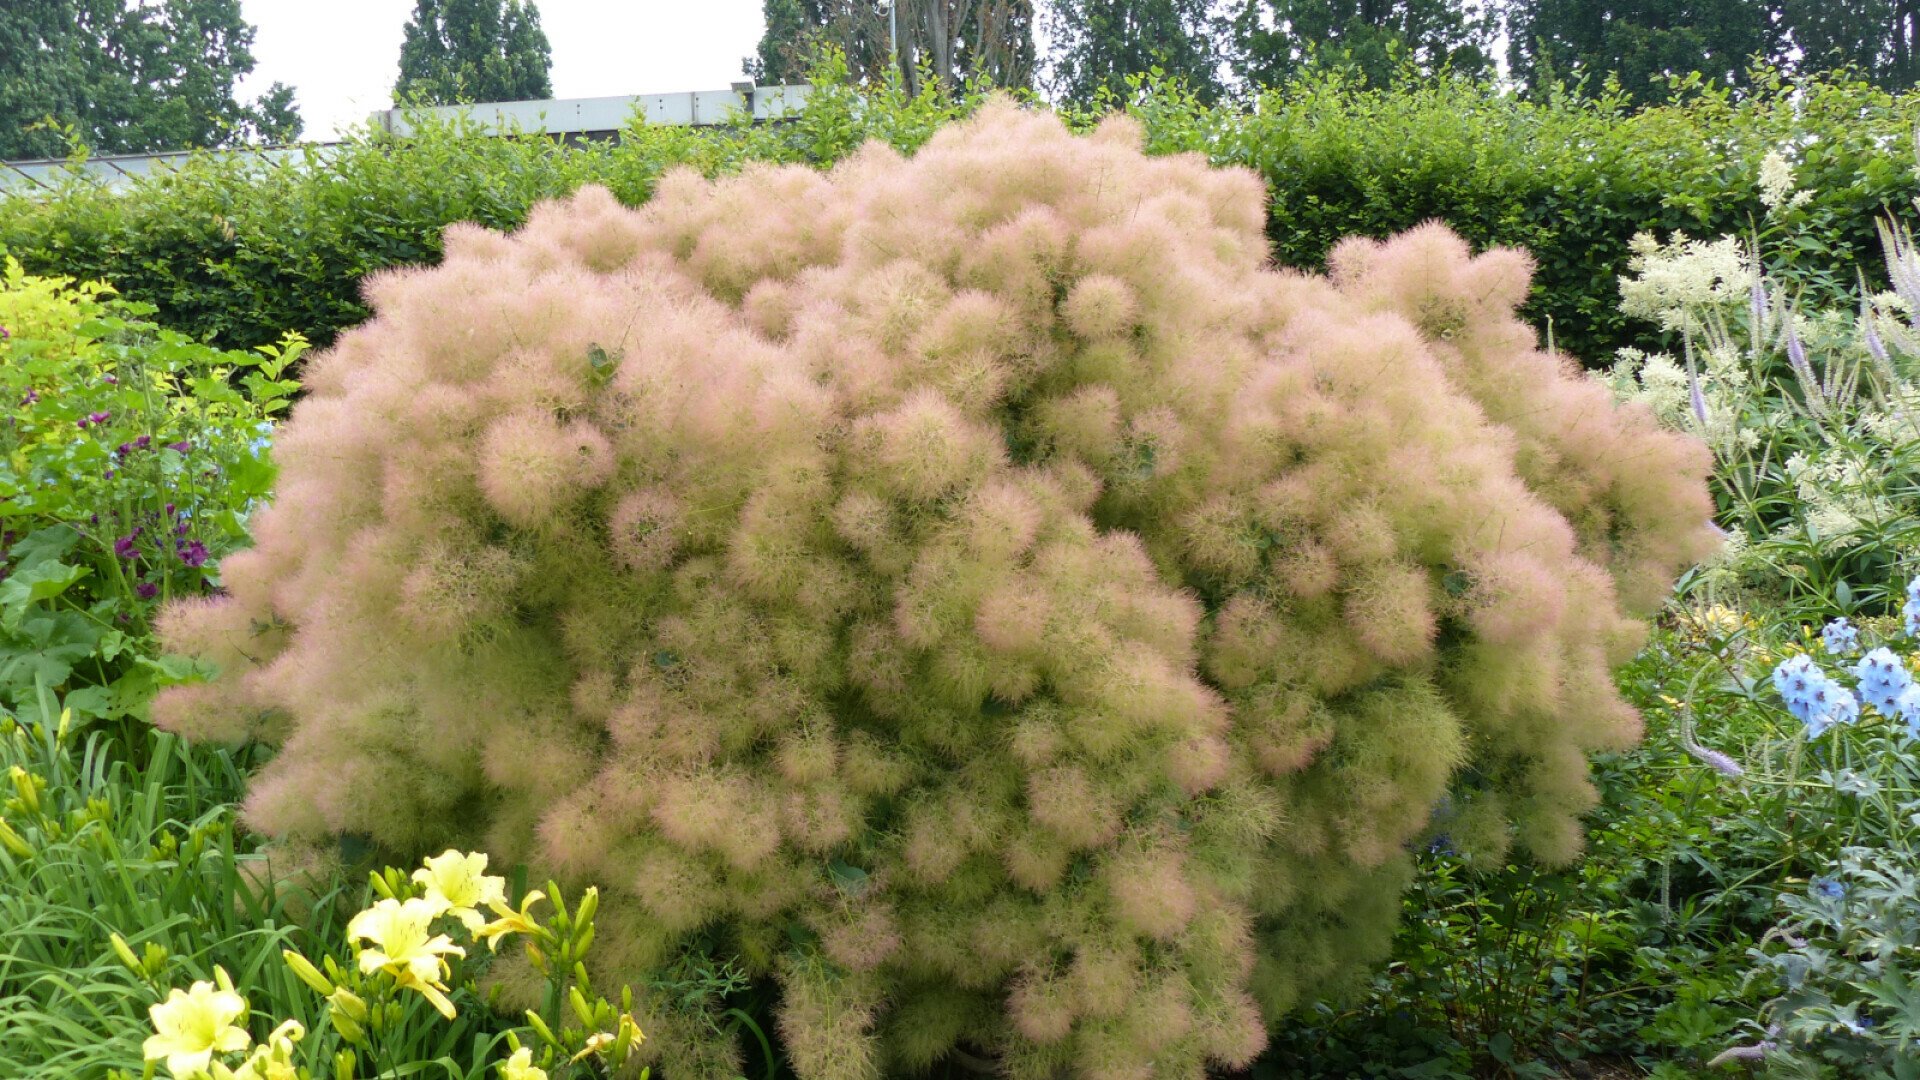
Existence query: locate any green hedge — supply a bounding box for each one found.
[2,64,1914,363]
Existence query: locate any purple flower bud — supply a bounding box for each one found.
[0,325,10,340]
[164,503,175,516]
[136,581,158,600]
[1687,744,1744,777]
[1786,324,1809,373]
[103,374,117,385]
[1864,317,1888,364]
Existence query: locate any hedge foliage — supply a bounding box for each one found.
[0,63,1914,363]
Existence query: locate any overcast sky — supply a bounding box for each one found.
[237,0,768,141]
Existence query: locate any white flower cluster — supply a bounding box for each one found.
[1758,149,1815,213]
[1619,232,1757,335]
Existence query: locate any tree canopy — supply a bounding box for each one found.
[1042,0,1221,104]
[0,0,299,159]
[394,0,553,106]
[750,0,1035,94]
[1221,0,1499,88]
[1507,0,1784,102]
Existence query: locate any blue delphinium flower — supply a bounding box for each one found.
[1774,654,1823,721]
[1808,682,1859,736]
[1774,654,1858,735]
[1823,617,1860,655]
[1896,684,1920,741]
[1811,876,1847,900]
[1851,647,1912,713]
[1906,575,1920,636]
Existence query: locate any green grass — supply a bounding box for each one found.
[0,694,358,1076]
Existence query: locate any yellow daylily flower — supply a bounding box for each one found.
[499,1045,549,1080]
[225,1020,304,1080]
[570,1031,615,1063]
[143,972,251,1079]
[474,889,547,952]
[346,897,466,1019]
[412,849,508,933]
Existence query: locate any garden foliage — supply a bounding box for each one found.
[0,258,291,726]
[1,62,1914,365]
[153,102,1718,1077]
[1607,136,1920,614]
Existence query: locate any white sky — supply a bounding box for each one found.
[237,0,768,141]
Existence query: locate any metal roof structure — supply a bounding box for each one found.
[0,83,811,194]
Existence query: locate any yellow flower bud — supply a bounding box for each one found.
[523,1009,560,1050]
[110,933,142,974]
[8,765,38,815]
[284,949,335,996]
[328,987,369,1024]
[0,818,33,859]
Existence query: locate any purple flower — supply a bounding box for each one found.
[1864,314,1888,364]
[103,373,117,385]
[20,389,36,406]
[1687,744,1744,777]
[1786,324,1811,377]
[135,581,158,600]
[113,534,139,560]
[0,325,10,340]
[77,410,110,429]
[166,440,189,453]
[164,503,175,516]
[179,540,208,568]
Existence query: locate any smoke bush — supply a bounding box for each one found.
[156,101,1718,1078]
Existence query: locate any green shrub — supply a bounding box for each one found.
[0,64,1913,366]
[153,102,1716,1078]
[0,258,294,727]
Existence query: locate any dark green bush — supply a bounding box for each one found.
[2,65,1915,363]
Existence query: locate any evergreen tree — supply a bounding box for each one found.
[748,0,815,84]
[1043,0,1222,105]
[1507,0,1783,103]
[394,0,552,106]
[0,0,299,159]
[1780,0,1920,89]
[1223,0,1497,87]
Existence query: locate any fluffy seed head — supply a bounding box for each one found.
[154,100,1716,1079]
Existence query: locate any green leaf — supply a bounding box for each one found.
[0,559,90,621]
[827,860,870,896]
[1486,1032,1514,1064]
